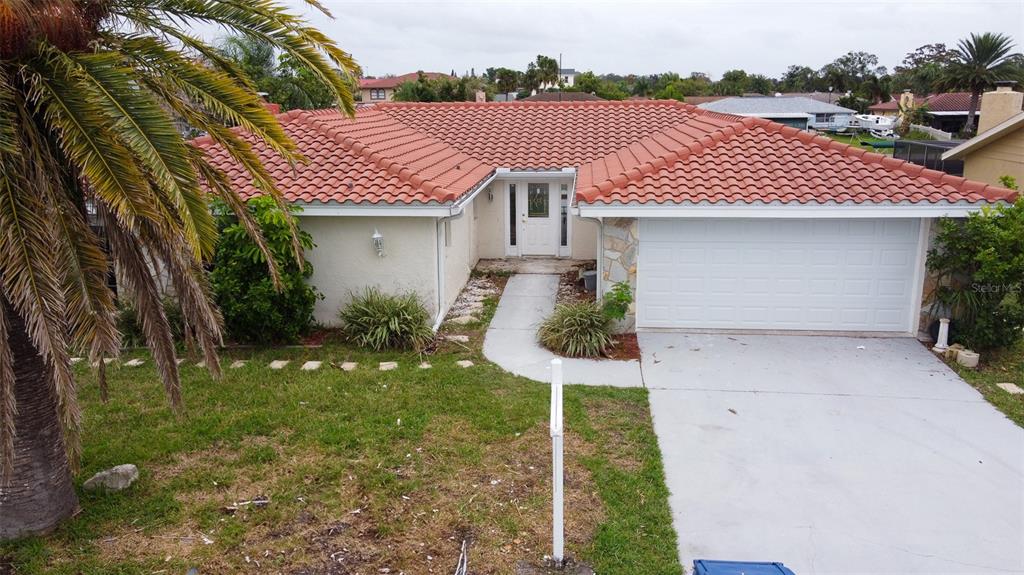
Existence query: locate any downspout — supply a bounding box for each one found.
[432,171,500,330]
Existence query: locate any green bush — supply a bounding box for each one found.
[927,199,1024,351]
[539,301,614,358]
[339,288,433,351]
[210,197,321,344]
[602,281,634,321]
[117,296,185,348]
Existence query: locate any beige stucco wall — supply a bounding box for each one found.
[962,129,1024,187]
[358,87,394,103]
[443,202,479,313]
[468,178,599,260]
[299,216,438,325]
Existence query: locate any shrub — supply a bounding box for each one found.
[601,281,633,321]
[927,199,1024,351]
[210,197,321,344]
[538,301,614,358]
[117,296,185,348]
[340,288,433,351]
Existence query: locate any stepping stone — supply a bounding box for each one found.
[195,361,206,368]
[418,362,432,369]
[70,357,83,365]
[449,315,477,325]
[229,360,247,369]
[269,360,290,370]
[996,382,1024,395]
[444,335,470,343]
[91,358,116,367]
[124,359,145,367]
[456,360,474,368]
[176,358,187,366]
[301,361,322,371]
[379,361,398,371]
[340,362,358,371]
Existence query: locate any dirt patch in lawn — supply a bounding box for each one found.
[582,399,647,472]
[85,420,604,575]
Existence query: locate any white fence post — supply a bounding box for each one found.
[550,358,564,565]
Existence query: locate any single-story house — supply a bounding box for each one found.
[194,100,1016,335]
[869,92,985,134]
[358,72,451,102]
[942,83,1024,187]
[697,96,856,131]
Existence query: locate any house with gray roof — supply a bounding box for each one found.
[697,96,856,131]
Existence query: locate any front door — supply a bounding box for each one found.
[519,183,557,255]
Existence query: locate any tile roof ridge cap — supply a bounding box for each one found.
[308,111,463,202]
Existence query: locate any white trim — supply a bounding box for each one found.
[577,203,993,219]
[504,182,520,257]
[942,112,1024,160]
[432,218,447,331]
[908,217,932,335]
[928,111,971,116]
[495,167,576,180]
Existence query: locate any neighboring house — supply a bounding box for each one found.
[780,91,850,105]
[521,92,604,102]
[697,96,856,131]
[358,72,451,102]
[194,100,1015,336]
[540,68,578,90]
[942,83,1024,187]
[870,92,985,133]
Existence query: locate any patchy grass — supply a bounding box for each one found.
[1,339,680,574]
[822,132,894,154]
[950,340,1024,428]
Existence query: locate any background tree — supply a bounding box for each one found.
[940,32,1022,134]
[495,67,519,98]
[0,0,356,539]
[891,43,956,95]
[535,54,559,88]
[219,35,341,111]
[715,69,750,96]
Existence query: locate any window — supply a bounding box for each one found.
[815,113,835,124]
[560,183,569,247]
[508,184,516,246]
[370,89,386,100]
[527,183,549,218]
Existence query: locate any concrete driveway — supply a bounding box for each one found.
[640,333,1024,574]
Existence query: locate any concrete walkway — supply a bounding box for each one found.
[482,274,643,387]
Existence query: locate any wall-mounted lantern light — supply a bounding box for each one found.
[371,228,385,257]
[487,186,494,202]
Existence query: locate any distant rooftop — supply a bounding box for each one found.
[559,68,577,75]
[698,96,856,115]
[358,72,452,89]
[521,91,603,102]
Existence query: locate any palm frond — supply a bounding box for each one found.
[101,207,183,410]
[66,49,217,259]
[0,153,80,468]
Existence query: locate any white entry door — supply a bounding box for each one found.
[519,183,558,255]
[636,218,923,332]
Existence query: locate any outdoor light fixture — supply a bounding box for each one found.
[371,228,385,257]
[487,186,494,202]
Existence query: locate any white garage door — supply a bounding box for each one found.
[637,218,922,332]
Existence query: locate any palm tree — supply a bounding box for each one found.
[940,33,1021,133]
[0,0,356,540]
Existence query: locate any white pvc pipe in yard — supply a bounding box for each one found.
[550,358,564,565]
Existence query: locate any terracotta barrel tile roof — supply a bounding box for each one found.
[191,100,1017,208]
[358,72,451,89]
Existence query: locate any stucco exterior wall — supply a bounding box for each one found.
[299,216,438,325]
[572,216,599,259]
[962,129,1024,187]
[600,217,639,332]
[472,187,506,259]
[443,203,478,313]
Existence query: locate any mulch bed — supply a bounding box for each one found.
[605,333,641,361]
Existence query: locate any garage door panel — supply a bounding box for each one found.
[637,218,921,332]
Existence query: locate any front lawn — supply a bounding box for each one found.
[1,338,680,574]
[951,340,1024,428]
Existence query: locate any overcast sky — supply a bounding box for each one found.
[268,0,1024,79]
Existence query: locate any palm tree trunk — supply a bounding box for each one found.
[965,89,981,133]
[0,298,79,541]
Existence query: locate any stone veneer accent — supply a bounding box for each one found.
[601,217,638,332]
